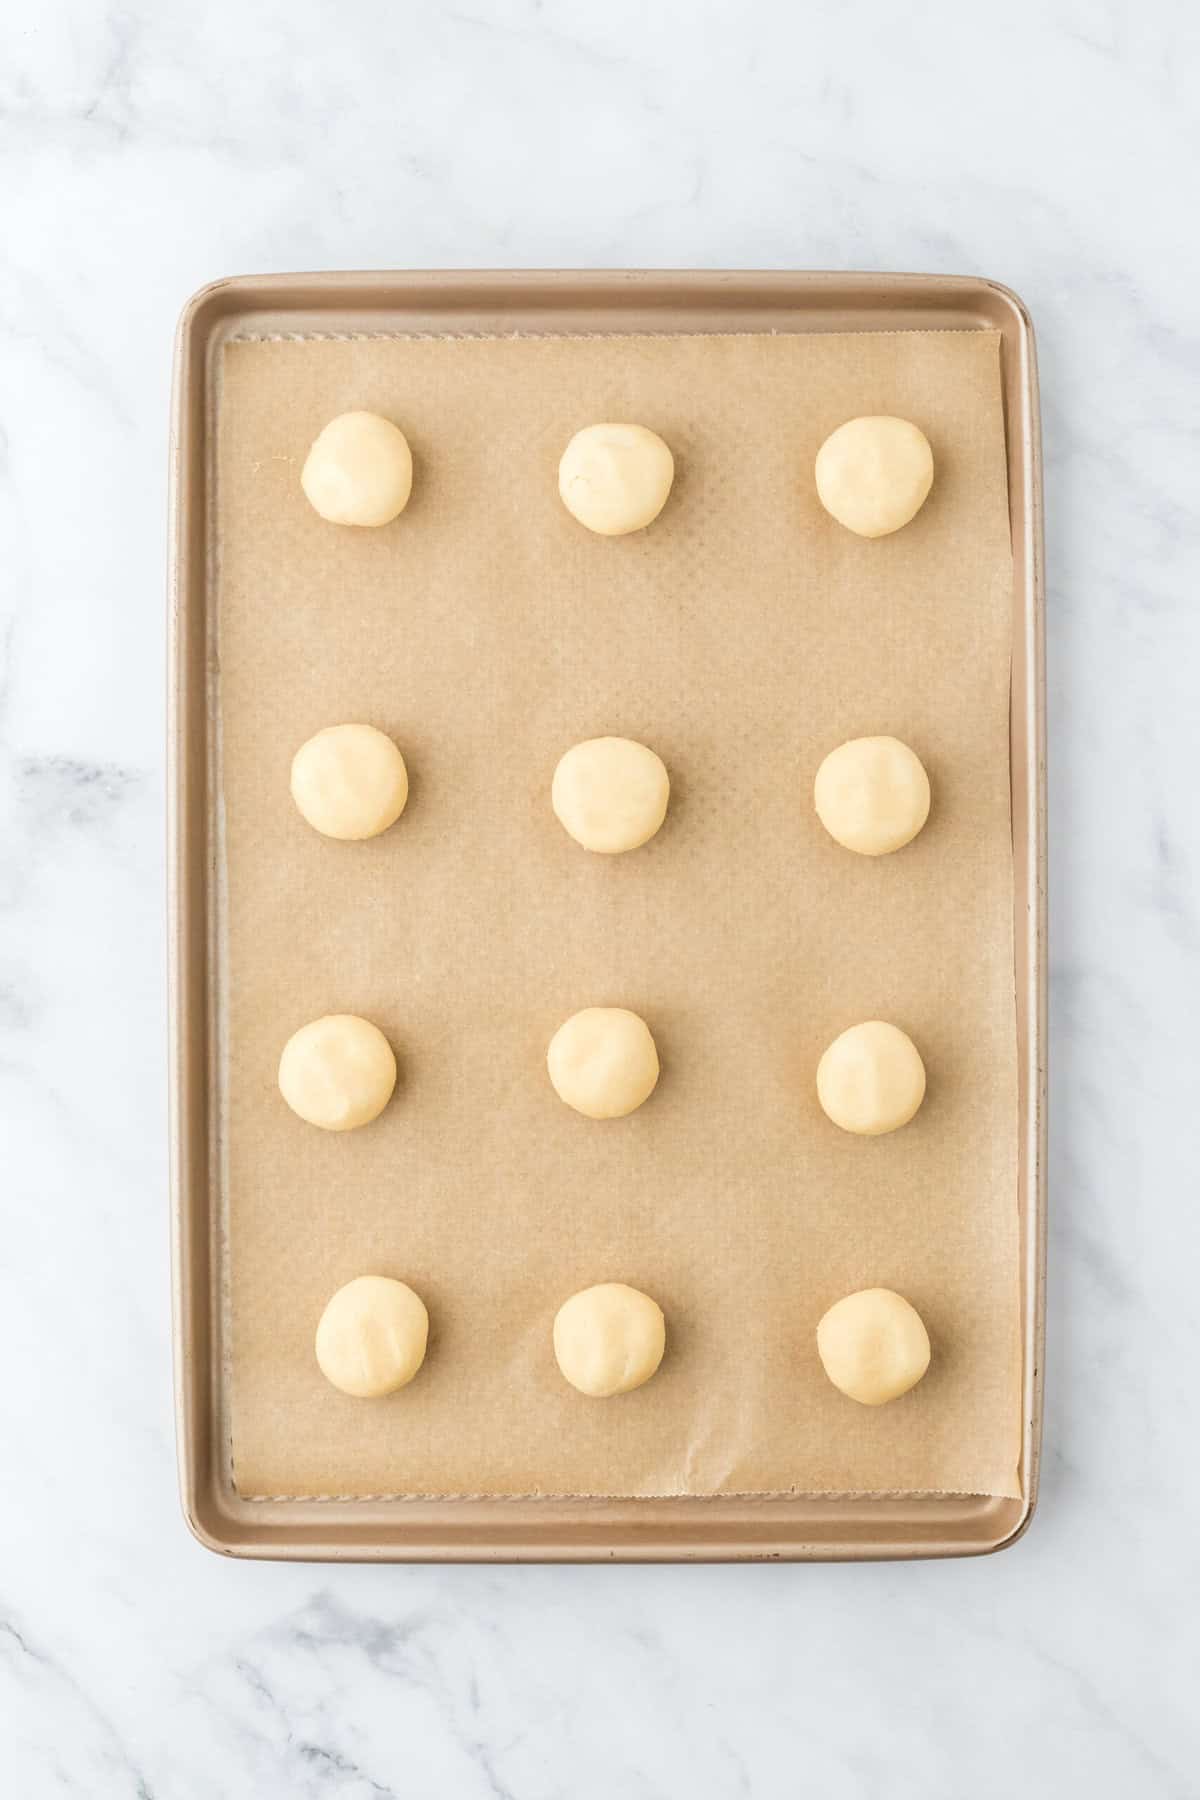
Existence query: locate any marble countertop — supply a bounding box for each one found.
[2,1,1197,1793]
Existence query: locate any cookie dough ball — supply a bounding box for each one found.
[316,1275,429,1397]
[547,1007,659,1119]
[290,724,409,841]
[558,423,674,536]
[814,735,930,856]
[278,1014,397,1131]
[553,1282,666,1396]
[815,415,934,537]
[817,1287,931,1405]
[301,411,413,527]
[552,736,670,854]
[817,1020,925,1136]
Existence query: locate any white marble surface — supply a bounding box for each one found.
[2,0,1198,1792]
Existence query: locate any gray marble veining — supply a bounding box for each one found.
[2,0,1198,1792]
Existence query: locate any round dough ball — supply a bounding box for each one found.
[558,423,675,536]
[817,1020,926,1136]
[301,410,413,527]
[278,1014,397,1131]
[814,415,934,538]
[814,735,930,856]
[316,1275,429,1397]
[816,1287,931,1405]
[290,723,409,841]
[553,1282,666,1396]
[552,736,670,854]
[547,1007,659,1119]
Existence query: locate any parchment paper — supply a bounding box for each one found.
[216,328,1020,1499]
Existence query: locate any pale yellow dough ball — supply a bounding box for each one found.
[553,1282,666,1396]
[301,410,413,526]
[816,1020,926,1136]
[278,1014,397,1131]
[290,723,409,841]
[315,1275,429,1397]
[814,735,930,856]
[814,415,934,537]
[816,1287,931,1405]
[558,423,675,535]
[547,1007,660,1119]
[552,736,670,854]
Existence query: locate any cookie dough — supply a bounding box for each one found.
[814,735,930,856]
[816,1020,926,1136]
[553,1282,666,1396]
[278,1014,397,1131]
[547,1007,659,1119]
[816,1287,931,1405]
[558,423,675,536]
[301,410,413,527]
[552,736,670,854]
[814,415,934,538]
[315,1275,429,1397]
[290,723,409,841]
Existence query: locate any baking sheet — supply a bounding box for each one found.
[215,326,1020,1500]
